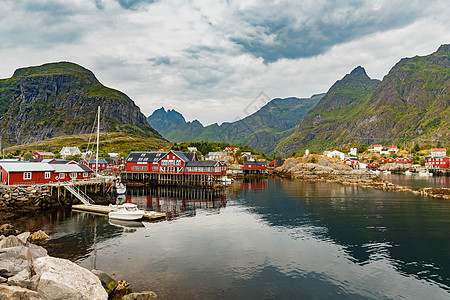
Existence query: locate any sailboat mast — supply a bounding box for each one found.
[96,106,100,176]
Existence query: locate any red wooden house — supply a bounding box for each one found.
[425,157,449,169]
[379,158,387,164]
[243,161,268,174]
[224,147,239,153]
[82,159,108,170]
[368,162,380,168]
[402,157,414,163]
[124,151,225,175]
[0,162,92,185]
[387,157,395,163]
[33,152,55,159]
[344,158,359,167]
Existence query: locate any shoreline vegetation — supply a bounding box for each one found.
[274,155,450,200]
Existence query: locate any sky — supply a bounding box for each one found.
[1,0,449,125]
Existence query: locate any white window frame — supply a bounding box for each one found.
[23,172,32,180]
[45,172,51,179]
[71,172,77,179]
[83,172,88,177]
[60,173,65,179]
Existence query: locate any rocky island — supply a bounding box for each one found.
[275,155,450,200]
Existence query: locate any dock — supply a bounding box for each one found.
[72,204,167,221]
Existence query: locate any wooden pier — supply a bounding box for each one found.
[116,172,223,188]
[72,204,166,221]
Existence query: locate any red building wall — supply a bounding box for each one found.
[243,164,268,170]
[426,157,450,169]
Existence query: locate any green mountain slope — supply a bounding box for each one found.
[276,44,450,155]
[148,95,323,155]
[0,62,168,148]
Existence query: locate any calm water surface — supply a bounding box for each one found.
[14,177,450,299]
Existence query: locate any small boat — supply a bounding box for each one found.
[418,171,433,176]
[404,171,413,175]
[116,182,126,194]
[220,176,234,185]
[108,203,145,221]
[382,170,391,174]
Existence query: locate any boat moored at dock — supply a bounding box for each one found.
[108,203,145,221]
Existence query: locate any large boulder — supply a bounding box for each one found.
[17,231,31,245]
[7,268,35,290]
[28,243,48,260]
[0,235,23,249]
[0,246,31,277]
[33,256,108,300]
[0,284,41,300]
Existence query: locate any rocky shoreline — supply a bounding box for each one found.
[0,228,157,300]
[0,184,113,223]
[275,156,450,200]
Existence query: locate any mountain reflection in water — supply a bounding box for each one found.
[10,177,450,299]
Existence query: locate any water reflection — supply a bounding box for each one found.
[8,177,450,299]
[378,173,450,189]
[234,177,450,290]
[125,186,227,219]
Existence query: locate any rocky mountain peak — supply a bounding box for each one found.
[12,61,98,82]
[436,44,450,55]
[0,62,163,146]
[350,66,368,78]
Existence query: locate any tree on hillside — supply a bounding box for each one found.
[23,152,33,160]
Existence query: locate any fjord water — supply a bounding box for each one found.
[16,177,450,299]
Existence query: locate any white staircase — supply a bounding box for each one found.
[64,184,94,206]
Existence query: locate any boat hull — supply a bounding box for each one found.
[108,210,145,221]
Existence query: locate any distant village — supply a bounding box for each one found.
[0,142,448,186]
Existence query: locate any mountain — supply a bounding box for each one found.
[0,62,168,148]
[276,44,450,155]
[148,94,324,155]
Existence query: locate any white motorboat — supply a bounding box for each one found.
[418,171,433,176]
[382,170,391,174]
[108,203,145,221]
[404,171,413,175]
[220,176,234,185]
[116,182,126,194]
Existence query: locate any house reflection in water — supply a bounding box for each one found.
[125,186,226,219]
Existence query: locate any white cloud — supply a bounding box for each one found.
[0,0,449,125]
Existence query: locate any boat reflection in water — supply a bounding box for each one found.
[108,219,144,233]
[125,186,227,219]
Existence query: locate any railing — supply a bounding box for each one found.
[64,183,95,206]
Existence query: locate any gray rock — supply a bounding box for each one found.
[17,232,31,245]
[33,256,108,300]
[7,269,34,289]
[0,246,31,277]
[0,236,22,249]
[28,244,48,260]
[0,283,41,299]
[122,291,158,300]
[91,269,117,295]
[0,276,7,283]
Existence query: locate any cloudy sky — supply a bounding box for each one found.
[1,0,449,125]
